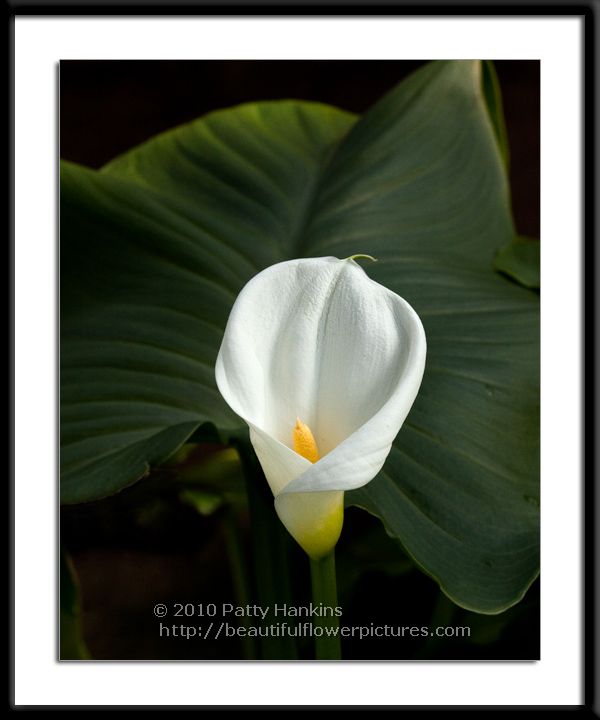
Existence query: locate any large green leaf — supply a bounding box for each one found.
[348,257,539,612]
[494,234,540,289]
[60,101,355,503]
[61,60,539,612]
[482,60,510,170]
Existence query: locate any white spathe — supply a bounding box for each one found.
[215,256,426,559]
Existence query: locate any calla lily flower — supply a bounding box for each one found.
[215,256,426,559]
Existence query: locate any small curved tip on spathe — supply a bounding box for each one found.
[345,254,378,264]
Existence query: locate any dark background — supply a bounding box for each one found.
[60,60,540,661]
[60,60,540,238]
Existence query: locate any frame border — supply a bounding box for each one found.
[8,1,596,712]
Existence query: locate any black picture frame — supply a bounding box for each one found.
[9,0,596,713]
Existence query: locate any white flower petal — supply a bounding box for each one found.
[247,423,310,496]
[279,287,426,495]
[215,256,426,555]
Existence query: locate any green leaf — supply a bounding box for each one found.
[336,510,414,599]
[180,489,225,516]
[347,258,539,613]
[481,60,510,170]
[60,550,90,660]
[166,446,243,487]
[61,60,538,612]
[60,101,355,505]
[494,235,540,289]
[171,446,247,511]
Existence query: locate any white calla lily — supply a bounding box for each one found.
[215,256,426,559]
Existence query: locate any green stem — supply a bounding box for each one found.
[310,551,341,660]
[222,509,255,660]
[233,437,298,660]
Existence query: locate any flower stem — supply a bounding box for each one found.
[222,508,256,660]
[233,436,298,660]
[310,551,342,660]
